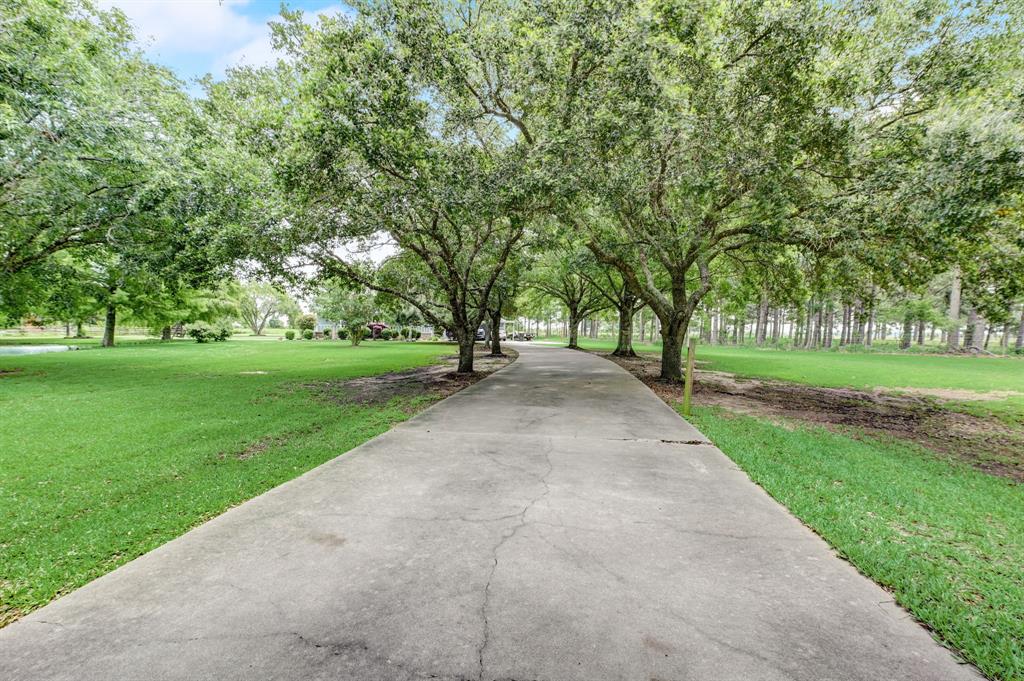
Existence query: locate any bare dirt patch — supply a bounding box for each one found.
[302,346,517,411]
[882,386,1024,402]
[602,352,1024,481]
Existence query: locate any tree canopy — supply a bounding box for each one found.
[2,0,1021,372]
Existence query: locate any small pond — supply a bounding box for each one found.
[0,345,78,356]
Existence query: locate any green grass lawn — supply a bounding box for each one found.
[0,339,454,627]
[689,407,1023,681]
[545,336,1024,418]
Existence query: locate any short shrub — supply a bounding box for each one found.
[412,329,422,340]
[302,329,314,340]
[187,323,232,343]
[285,330,295,340]
[297,314,317,332]
[321,329,332,340]
[337,328,349,340]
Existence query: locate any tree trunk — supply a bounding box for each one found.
[803,302,814,348]
[824,305,834,348]
[612,297,637,357]
[964,308,977,349]
[456,329,476,373]
[915,320,925,345]
[947,270,962,351]
[900,315,913,350]
[814,302,824,348]
[852,300,864,344]
[839,305,849,346]
[771,308,781,344]
[488,310,504,356]
[64,321,71,338]
[101,303,116,348]
[973,315,986,353]
[161,325,172,341]
[567,312,581,349]
[710,310,719,344]
[865,307,874,346]
[755,293,768,345]
[659,317,689,382]
[75,320,85,338]
[1017,306,1024,352]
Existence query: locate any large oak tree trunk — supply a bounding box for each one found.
[659,317,688,382]
[567,311,581,349]
[612,295,638,357]
[101,303,116,348]
[456,330,476,373]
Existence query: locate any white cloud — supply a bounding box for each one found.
[214,4,346,73]
[98,0,265,54]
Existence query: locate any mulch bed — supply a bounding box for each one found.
[302,347,517,410]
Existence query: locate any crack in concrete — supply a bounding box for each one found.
[476,440,554,681]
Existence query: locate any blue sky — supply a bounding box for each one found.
[99,1,349,92]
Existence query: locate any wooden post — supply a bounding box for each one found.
[682,337,696,417]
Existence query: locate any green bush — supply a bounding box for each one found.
[297,314,317,331]
[321,328,332,340]
[337,327,349,340]
[412,329,422,340]
[187,323,232,343]
[285,330,295,340]
[302,329,313,340]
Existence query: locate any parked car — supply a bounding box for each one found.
[475,327,486,341]
[512,332,534,341]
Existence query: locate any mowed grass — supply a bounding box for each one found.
[689,407,1023,681]
[0,339,454,627]
[545,337,1024,418]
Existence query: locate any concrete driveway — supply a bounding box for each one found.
[0,344,978,680]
